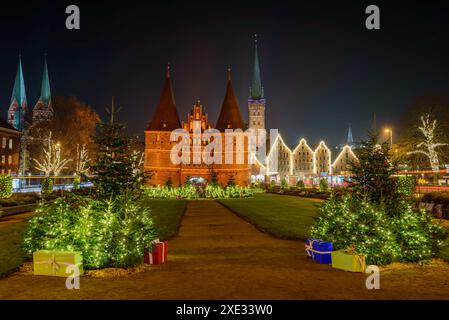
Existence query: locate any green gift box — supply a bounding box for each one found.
[331,249,366,273]
[33,250,84,277]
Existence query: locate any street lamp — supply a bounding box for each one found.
[384,128,393,145]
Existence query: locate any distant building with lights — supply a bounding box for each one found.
[259,133,358,185]
[144,65,251,187]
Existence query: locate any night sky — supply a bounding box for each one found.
[1,0,449,146]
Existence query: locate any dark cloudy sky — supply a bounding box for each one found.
[1,0,449,146]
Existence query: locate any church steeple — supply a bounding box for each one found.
[248,35,266,136]
[32,54,54,123]
[215,66,245,131]
[40,55,51,105]
[10,55,27,107]
[250,36,263,100]
[347,123,354,145]
[146,63,181,131]
[8,54,28,131]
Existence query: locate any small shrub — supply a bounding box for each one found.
[280,179,288,190]
[165,178,173,188]
[0,174,13,199]
[73,175,81,189]
[41,178,54,199]
[319,179,328,192]
[296,180,305,189]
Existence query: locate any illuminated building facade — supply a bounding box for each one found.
[144,66,251,187]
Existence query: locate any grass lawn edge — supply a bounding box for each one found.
[164,200,188,241]
[217,200,308,242]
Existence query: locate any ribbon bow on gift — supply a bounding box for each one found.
[35,254,74,274]
[48,255,60,273]
[342,245,366,271]
[147,239,166,263]
[305,239,332,259]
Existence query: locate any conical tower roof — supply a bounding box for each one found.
[347,123,354,145]
[215,67,245,131]
[147,64,181,131]
[10,55,27,107]
[250,37,263,100]
[40,55,51,105]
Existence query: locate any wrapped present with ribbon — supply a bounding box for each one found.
[33,250,84,277]
[144,239,168,265]
[305,238,333,264]
[331,247,366,273]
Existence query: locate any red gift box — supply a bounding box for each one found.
[144,240,168,265]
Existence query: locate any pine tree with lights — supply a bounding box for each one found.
[349,132,400,214]
[89,98,144,199]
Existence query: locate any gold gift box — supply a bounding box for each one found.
[33,250,84,277]
[331,249,366,273]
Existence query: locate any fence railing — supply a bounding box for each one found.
[11,175,92,193]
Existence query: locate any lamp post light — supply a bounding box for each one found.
[384,128,393,145]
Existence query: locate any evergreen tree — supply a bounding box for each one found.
[350,132,400,213]
[89,99,144,199]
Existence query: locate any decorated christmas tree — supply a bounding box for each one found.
[349,132,399,212]
[89,99,144,199]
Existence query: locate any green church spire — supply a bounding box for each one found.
[10,54,27,107]
[40,54,51,104]
[347,123,354,145]
[250,35,263,100]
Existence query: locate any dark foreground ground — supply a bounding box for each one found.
[0,200,448,300]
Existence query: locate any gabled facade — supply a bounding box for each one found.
[292,139,315,177]
[262,133,358,184]
[266,135,291,181]
[332,145,358,175]
[314,141,332,176]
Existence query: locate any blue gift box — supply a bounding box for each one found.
[305,238,333,264]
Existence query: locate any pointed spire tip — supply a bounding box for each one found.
[166,62,171,78]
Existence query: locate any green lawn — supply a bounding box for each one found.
[439,239,449,262]
[0,199,186,276]
[0,221,28,277]
[143,199,187,240]
[219,193,321,240]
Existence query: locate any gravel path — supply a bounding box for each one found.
[0,201,448,299]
